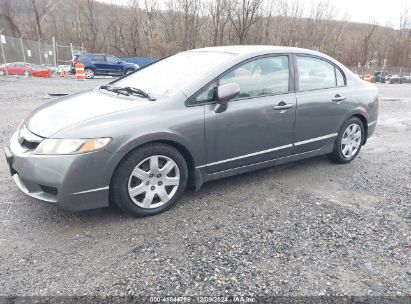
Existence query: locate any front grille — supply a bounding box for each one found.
[21,139,39,150]
[39,185,58,196]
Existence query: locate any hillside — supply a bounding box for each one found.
[1,0,410,72]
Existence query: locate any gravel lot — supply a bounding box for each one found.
[0,77,410,297]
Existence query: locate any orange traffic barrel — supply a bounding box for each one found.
[364,74,372,82]
[75,63,86,80]
[61,68,68,78]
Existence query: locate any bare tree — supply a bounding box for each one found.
[209,0,230,45]
[229,0,263,44]
[0,0,21,37]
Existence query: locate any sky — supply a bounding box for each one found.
[96,0,410,28]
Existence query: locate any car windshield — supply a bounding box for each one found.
[114,51,235,96]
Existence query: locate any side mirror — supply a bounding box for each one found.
[217,82,240,104]
[215,82,240,113]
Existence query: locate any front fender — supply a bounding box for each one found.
[116,131,198,163]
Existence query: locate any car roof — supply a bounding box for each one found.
[191,45,323,56]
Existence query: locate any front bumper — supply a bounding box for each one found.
[5,132,114,211]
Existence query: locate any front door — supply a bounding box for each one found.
[105,55,124,75]
[203,55,296,173]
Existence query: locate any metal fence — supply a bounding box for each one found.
[0,34,84,67]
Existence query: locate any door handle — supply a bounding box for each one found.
[332,94,346,102]
[273,103,294,111]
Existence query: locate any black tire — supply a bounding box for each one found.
[123,68,134,76]
[23,70,30,77]
[84,68,95,79]
[0,70,5,76]
[327,117,364,164]
[110,143,188,217]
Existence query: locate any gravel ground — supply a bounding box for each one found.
[0,77,410,297]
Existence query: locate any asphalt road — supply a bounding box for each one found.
[0,77,410,297]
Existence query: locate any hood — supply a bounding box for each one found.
[26,89,151,137]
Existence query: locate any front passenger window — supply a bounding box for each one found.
[107,56,120,64]
[219,56,289,99]
[195,82,216,103]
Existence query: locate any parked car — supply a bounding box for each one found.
[0,62,33,76]
[374,71,387,83]
[70,53,139,79]
[402,76,411,84]
[5,46,378,217]
[389,74,402,84]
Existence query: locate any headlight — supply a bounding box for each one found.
[34,138,111,155]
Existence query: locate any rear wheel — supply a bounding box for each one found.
[110,143,188,217]
[84,68,95,79]
[328,117,364,164]
[23,70,30,77]
[0,70,5,76]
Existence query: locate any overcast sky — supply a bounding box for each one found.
[96,0,410,27]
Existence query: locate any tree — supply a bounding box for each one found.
[229,0,263,44]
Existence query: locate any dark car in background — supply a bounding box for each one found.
[70,53,139,79]
[374,71,387,83]
[389,75,402,84]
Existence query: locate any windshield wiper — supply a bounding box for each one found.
[99,85,130,96]
[123,87,156,101]
[99,85,156,101]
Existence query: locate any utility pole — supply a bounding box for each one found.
[52,36,57,67]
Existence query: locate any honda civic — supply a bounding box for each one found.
[5,46,378,217]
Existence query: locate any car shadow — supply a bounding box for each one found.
[20,155,332,226]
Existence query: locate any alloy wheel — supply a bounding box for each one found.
[128,155,180,209]
[341,123,362,159]
[85,69,94,79]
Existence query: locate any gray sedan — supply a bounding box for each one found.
[5,46,378,217]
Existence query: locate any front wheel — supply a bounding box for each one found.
[327,117,364,164]
[23,70,30,77]
[110,143,188,217]
[0,70,5,76]
[123,68,134,76]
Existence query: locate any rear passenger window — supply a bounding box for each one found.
[297,56,342,91]
[220,56,289,99]
[91,55,105,62]
[77,54,87,61]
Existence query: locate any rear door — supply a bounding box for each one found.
[293,55,349,154]
[7,63,17,75]
[202,55,296,173]
[90,54,108,74]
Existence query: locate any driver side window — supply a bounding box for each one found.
[107,56,120,64]
[219,56,289,99]
[194,81,217,103]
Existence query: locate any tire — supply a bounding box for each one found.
[0,70,5,76]
[23,70,30,77]
[123,68,134,76]
[84,68,95,79]
[110,143,188,217]
[327,117,364,164]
